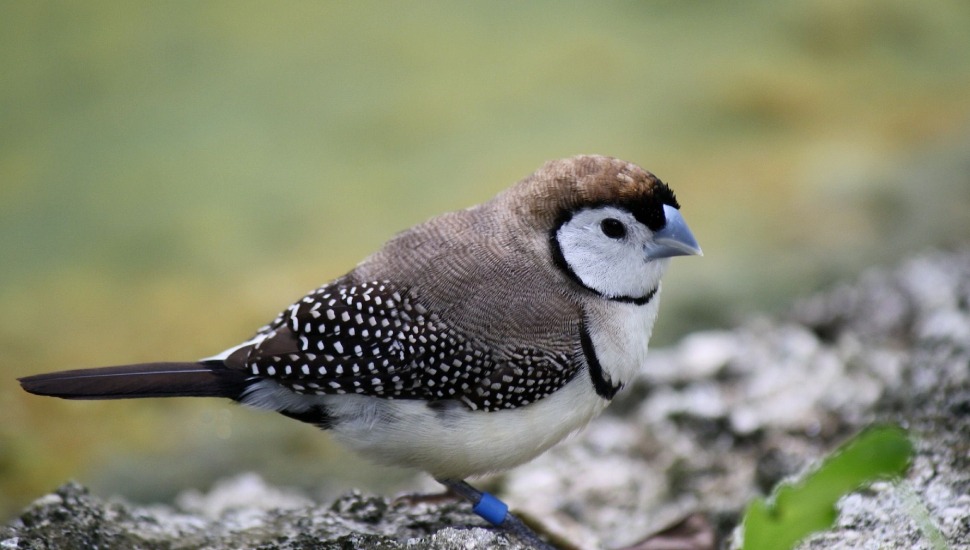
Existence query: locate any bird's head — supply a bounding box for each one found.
[506,155,702,303]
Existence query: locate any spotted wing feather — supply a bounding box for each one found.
[244,280,579,411]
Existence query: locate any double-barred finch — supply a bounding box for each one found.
[20,155,701,548]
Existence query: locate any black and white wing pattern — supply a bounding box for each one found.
[241,280,577,411]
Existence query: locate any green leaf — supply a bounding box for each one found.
[741,425,914,550]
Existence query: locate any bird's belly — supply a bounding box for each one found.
[325,377,610,479]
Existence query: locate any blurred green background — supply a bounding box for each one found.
[3,1,970,520]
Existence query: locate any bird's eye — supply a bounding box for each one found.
[600,218,626,239]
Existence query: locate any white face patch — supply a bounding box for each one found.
[555,206,669,300]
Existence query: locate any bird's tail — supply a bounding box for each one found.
[18,362,251,401]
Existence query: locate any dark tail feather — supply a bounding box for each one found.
[18,362,251,401]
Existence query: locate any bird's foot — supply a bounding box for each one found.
[436,478,561,550]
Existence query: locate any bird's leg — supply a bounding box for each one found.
[436,478,557,550]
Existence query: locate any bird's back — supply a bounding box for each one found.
[351,195,582,357]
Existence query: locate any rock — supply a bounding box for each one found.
[4,249,969,549]
[0,479,526,549]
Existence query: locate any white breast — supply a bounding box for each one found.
[583,287,662,389]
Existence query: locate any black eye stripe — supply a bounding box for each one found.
[600,218,626,239]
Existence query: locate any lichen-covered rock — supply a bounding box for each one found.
[4,249,969,549]
[0,477,527,549]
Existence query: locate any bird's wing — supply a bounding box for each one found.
[240,280,581,411]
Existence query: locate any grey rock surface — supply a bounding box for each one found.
[4,249,969,549]
[0,475,525,549]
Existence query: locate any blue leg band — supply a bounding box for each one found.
[472,492,509,526]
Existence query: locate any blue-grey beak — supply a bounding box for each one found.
[644,204,703,260]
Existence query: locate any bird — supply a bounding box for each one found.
[19,154,701,548]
